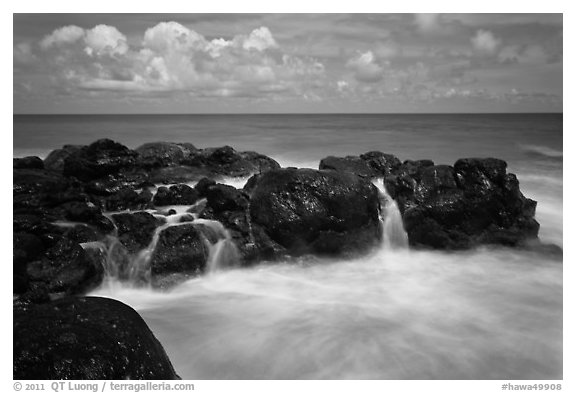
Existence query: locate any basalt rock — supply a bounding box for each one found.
[13,296,179,379]
[43,145,84,173]
[199,183,285,263]
[384,158,539,249]
[25,235,105,296]
[183,146,281,178]
[247,168,381,256]
[151,224,209,276]
[13,169,77,210]
[111,212,162,254]
[319,151,403,179]
[61,139,137,182]
[135,141,197,168]
[101,188,153,211]
[153,184,199,206]
[14,156,44,170]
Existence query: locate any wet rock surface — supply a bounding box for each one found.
[319,151,539,249]
[248,168,382,256]
[13,296,179,380]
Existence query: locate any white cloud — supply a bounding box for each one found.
[143,21,206,54]
[347,51,384,83]
[84,25,128,56]
[241,27,278,51]
[40,25,85,49]
[29,22,325,100]
[471,30,502,56]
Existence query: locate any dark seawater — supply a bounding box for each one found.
[14,113,563,379]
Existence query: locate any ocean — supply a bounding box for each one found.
[13,113,563,379]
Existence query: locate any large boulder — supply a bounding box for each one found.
[198,183,284,263]
[319,156,377,178]
[25,235,105,296]
[13,169,79,211]
[151,224,209,276]
[184,146,281,178]
[13,296,179,379]
[43,145,84,173]
[153,184,199,206]
[247,168,381,256]
[111,212,162,254]
[385,158,539,249]
[14,156,44,170]
[135,142,197,168]
[61,139,137,182]
[319,151,402,179]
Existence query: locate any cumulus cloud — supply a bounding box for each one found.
[26,22,325,99]
[242,27,278,51]
[346,51,384,83]
[84,25,128,56]
[471,30,502,56]
[40,25,84,49]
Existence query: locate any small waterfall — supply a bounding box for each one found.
[373,179,409,250]
[84,206,241,287]
[193,218,240,273]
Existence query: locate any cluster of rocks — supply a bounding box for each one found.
[319,152,540,249]
[13,138,543,379]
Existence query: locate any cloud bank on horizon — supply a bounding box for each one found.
[13,14,562,113]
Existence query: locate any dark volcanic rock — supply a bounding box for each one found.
[195,177,217,198]
[198,183,282,263]
[44,145,84,173]
[135,141,197,168]
[184,146,281,177]
[111,212,162,254]
[13,169,74,210]
[319,156,377,178]
[153,184,199,206]
[102,188,152,211]
[151,224,209,276]
[148,165,212,184]
[248,168,381,256]
[25,235,105,296]
[319,151,402,179]
[13,296,179,379]
[205,184,249,213]
[385,158,539,249]
[359,151,402,176]
[14,156,44,170]
[13,232,45,294]
[61,139,137,182]
[53,201,115,234]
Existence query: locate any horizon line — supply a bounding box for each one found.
[13,112,564,116]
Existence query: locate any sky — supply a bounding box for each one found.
[13,13,563,114]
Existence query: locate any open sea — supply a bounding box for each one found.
[13,113,563,379]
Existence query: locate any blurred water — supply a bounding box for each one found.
[92,247,562,379]
[15,113,562,379]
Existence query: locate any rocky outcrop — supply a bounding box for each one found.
[13,296,179,379]
[61,139,138,182]
[198,183,285,263]
[247,168,381,256]
[111,212,163,254]
[153,184,199,206]
[24,234,105,297]
[318,152,539,249]
[319,151,402,179]
[14,156,44,170]
[135,141,197,168]
[150,224,208,276]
